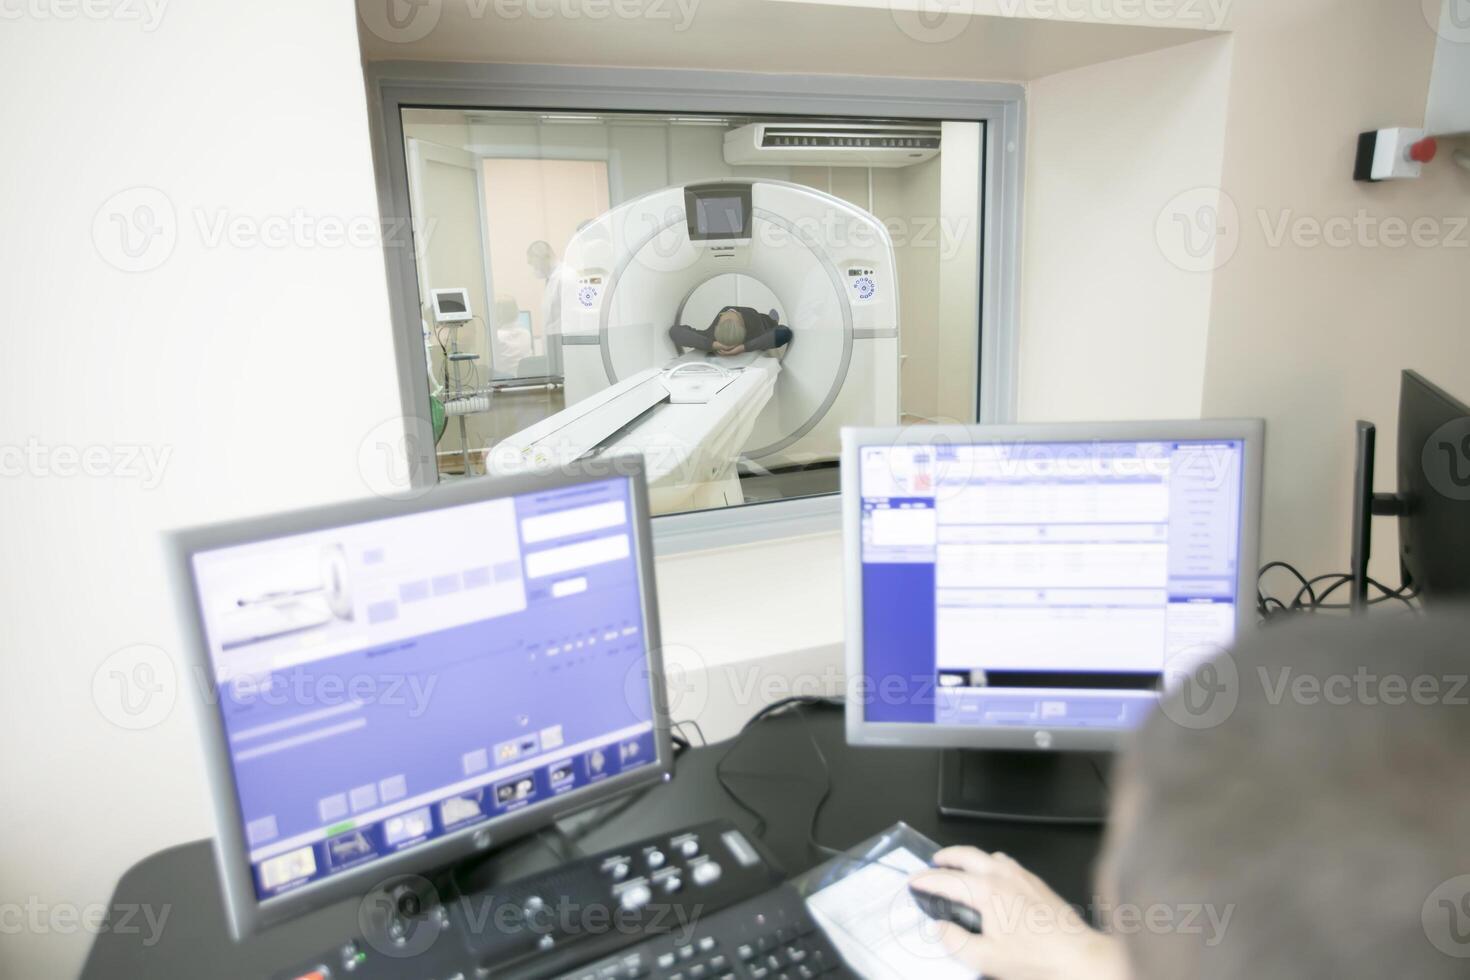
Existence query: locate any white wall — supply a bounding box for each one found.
[872,157,943,420]
[655,532,847,739]
[936,121,984,422]
[0,5,404,976]
[1017,0,1467,586]
[1199,0,1470,583]
[1018,35,1233,422]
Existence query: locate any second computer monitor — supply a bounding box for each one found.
[843,421,1263,752]
[171,463,670,938]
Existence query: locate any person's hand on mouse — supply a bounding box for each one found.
[909,847,1127,980]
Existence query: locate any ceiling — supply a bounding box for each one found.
[356,0,1221,82]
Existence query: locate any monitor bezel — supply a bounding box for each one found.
[683,182,754,244]
[167,460,673,939]
[841,419,1264,753]
[429,286,473,323]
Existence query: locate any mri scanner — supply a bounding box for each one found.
[487,179,899,514]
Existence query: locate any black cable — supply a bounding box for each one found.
[1289,573,1351,610]
[791,703,841,860]
[672,719,708,748]
[734,697,881,864]
[1374,579,1421,608]
[1258,560,1420,618]
[1258,561,1320,608]
[1314,575,1350,606]
[1312,576,1420,612]
[713,696,842,841]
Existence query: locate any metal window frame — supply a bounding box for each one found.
[365,62,1025,554]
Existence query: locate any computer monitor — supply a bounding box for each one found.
[169,463,670,938]
[842,420,1263,757]
[1349,371,1470,610]
[1396,370,1470,603]
[430,287,473,324]
[1349,420,1378,612]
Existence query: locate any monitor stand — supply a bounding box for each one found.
[937,749,1111,826]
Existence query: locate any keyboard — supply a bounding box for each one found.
[550,882,856,980]
[278,819,849,980]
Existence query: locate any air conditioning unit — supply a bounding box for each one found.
[723,122,942,168]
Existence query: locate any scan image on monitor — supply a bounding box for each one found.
[843,422,1262,752]
[172,468,669,936]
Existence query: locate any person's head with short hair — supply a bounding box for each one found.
[713,309,746,349]
[493,295,522,329]
[526,240,555,278]
[1102,612,1470,979]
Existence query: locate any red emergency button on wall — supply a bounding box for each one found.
[1409,137,1439,164]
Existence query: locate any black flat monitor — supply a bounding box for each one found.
[1350,420,1377,612]
[1397,370,1470,603]
[169,462,671,938]
[684,182,753,243]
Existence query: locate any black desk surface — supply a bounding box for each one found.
[82,703,1105,979]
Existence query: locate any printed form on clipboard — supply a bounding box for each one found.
[794,824,978,980]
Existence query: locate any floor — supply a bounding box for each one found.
[436,385,566,476]
[738,461,841,503]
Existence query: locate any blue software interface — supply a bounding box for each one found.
[189,477,656,900]
[859,440,1245,729]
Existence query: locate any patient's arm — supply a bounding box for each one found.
[743,328,779,351]
[668,323,715,351]
[744,325,793,351]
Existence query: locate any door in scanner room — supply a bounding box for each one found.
[407,140,492,382]
[481,158,609,373]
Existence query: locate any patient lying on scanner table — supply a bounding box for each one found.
[669,307,793,357]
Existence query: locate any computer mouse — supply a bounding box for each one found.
[908,884,984,934]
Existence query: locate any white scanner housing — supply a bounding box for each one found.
[489,179,900,514]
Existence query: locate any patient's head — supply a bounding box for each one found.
[1102,612,1470,979]
[713,309,746,348]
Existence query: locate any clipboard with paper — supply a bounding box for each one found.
[788,823,978,980]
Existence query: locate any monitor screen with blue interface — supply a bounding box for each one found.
[858,439,1246,731]
[187,476,657,901]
